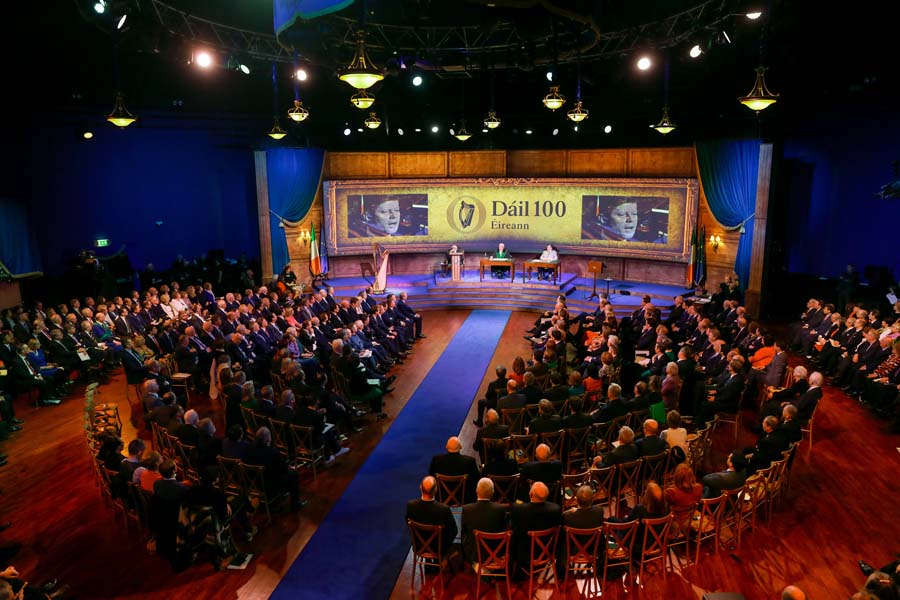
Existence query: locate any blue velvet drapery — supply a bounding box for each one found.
[0,197,42,277]
[266,148,325,275]
[696,140,761,288]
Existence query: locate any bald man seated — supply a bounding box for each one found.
[510,481,563,572]
[519,443,563,502]
[473,409,510,454]
[781,585,807,600]
[635,419,668,457]
[461,478,509,563]
[428,436,481,503]
[405,476,457,553]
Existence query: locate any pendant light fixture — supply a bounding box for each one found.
[650,56,676,135]
[339,31,384,90]
[484,66,500,129]
[364,112,382,129]
[454,119,472,141]
[739,66,779,112]
[350,89,375,109]
[542,85,565,111]
[566,58,588,123]
[268,63,287,140]
[106,39,136,127]
[287,54,310,122]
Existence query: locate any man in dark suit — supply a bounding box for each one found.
[778,404,802,445]
[744,415,789,472]
[406,476,457,554]
[562,397,594,430]
[757,339,788,387]
[397,292,425,339]
[593,383,630,423]
[563,484,605,530]
[698,358,746,424]
[520,372,543,406]
[496,380,527,413]
[701,452,749,498]
[510,482,562,571]
[151,459,191,559]
[519,443,563,499]
[528,399,561,435]
[461,478,508,563]
[794,371,824,421]
[429,436,481,503]
[177,409,201,446]
[473,409,510,454]
[8,344,58,405]
[635,419,668,457]
[474,366,510,427]
[594,426,639,468]
[545,371,570,404]
[243,426,307,510]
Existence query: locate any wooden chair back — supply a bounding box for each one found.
[640,450,669,495]
[480,436,509,467]
[486,473,519,506]
[527,527,560,599]
[537,430,565,461]
[602,520,639,586]
[565,426,593,473]
[615,459,643,516]
[501,407,525,434]
[561,471,593,510]
[474,530,513,600]
[637,514,673,580]
[507,434,537,466]
[691,494,726,564]
[434,473,467,508]
[563,526,602,585]
[216,456,245,499]
[588,465,617,509]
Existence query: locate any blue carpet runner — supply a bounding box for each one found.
[271,309,512,600]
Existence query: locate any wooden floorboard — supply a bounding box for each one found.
[2,309,899,600]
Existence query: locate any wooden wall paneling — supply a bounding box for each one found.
[746,142,774,316]
[627,147,695,177]
[325,152,390,179]
[254,151,275,282]
[506,150,567,177]
[563,255,626,282]
[448,151,507,177]
[389,152,448,178]
[622,260,688,287]
[0,281,22,310]
[389,253,447,275]
[566,149,629,177]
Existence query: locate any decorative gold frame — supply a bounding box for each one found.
[323,177,698,263]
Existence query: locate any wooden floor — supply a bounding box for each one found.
[1,309,898,600]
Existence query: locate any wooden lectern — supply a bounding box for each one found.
[449,251,464,281]
[587,260,604,301]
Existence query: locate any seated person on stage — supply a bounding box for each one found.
[535,244,558,281]
[491,242,511,279]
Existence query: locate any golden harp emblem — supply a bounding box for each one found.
[458,200,476,229]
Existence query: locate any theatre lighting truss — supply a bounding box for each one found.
[145,0,743,70]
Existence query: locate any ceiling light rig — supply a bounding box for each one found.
[339,31,384,90]
[364,112,382,129]
[350,89,375,109]
[738,66,779,112]
[542,85,565,111]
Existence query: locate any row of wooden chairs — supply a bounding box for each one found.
[238,406,326,478]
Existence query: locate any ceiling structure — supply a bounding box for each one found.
[15,0,900,150]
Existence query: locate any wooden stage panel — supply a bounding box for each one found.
[566,149,629,176]
[506,150,568,177]
[448,150,506,177]
[628,147,695,177]
[623,258,688,287]
[388,152,448,178]
[325,151,389,179]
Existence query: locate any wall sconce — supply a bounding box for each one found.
[298,230,311,246]
[709,234,722,253]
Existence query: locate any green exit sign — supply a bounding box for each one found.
[95,238,110,248]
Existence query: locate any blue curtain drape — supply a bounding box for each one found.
[0,197,43,277]
[696,140,761,289]
[266,148,326,275]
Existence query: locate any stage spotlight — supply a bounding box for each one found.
[397,128,404,136]
[525,129,533,135]
[296,68,308,81]
[415,128,422,132]
[83,131,94,140]
[604,124,612,134]
[412,75,423,87]
[482,128,488,133]
[552,128,559,136]
[357,127,364,132]
[239,64,250,75]
[117,14,127,29]
[195,51,213,68]
[637,56,652,71]
[449,128,455,136]
[93,0,106,14]
[545,70,553,82]
[573,125,579,132]
[343,127,351,136]
[431,125,439,133]
[746,11,762,20]
[689,44,702,58]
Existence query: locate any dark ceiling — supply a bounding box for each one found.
[11,0,900,150]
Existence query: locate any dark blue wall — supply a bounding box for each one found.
[781,112,900,278]
[25,122,260,276]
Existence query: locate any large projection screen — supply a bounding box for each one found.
[323,177,699,262]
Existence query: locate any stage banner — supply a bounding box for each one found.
[323,177,698,262]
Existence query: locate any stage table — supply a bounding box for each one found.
[479,257,515,282]
[523,260,560,284]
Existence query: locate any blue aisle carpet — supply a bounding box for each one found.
[271,309,511,600]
